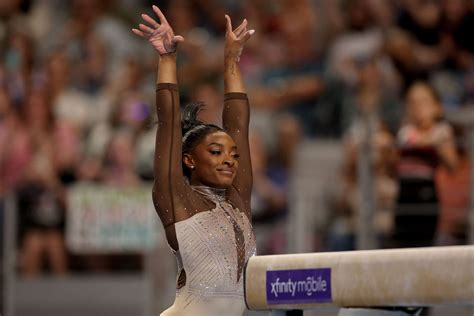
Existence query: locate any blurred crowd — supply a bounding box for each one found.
[0,0,472,276]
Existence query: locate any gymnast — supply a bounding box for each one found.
[133,5,256,316]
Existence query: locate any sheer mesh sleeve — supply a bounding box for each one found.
[222,93,252,214]
[152,83,189,228]
[153,83,221,236]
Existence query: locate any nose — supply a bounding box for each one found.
[223,155,235,167]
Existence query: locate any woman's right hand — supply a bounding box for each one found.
[132,5,184,55]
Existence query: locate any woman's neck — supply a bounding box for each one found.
[414,120,435,132]
[189,178,227,192]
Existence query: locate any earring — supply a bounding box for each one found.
[190,166,195,169]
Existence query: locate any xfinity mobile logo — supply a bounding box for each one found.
[270,275,328,297]
[266,268,332,304]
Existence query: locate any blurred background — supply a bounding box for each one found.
[0,0,473,315]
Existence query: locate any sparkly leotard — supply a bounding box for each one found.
[162,186,256,316]
[153,83,256,316]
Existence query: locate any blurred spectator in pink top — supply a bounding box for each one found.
[393,81,458,248]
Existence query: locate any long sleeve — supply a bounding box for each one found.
[153,83,188,227]
[223,92,252,213]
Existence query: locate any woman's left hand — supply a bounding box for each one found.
[224,15,254,62]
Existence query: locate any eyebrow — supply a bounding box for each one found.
[208,142,238,150]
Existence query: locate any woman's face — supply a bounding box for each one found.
[185,131,239,189]
[406,84,440,129]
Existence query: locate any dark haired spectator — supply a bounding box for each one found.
[328,123,398,251]
[249,0,327,137]
[251,114,302,254]
[393,81,458,248]
[17,88,68,277]
[340,56,402,136]
[430,0,474,107]
[327,0,387,88]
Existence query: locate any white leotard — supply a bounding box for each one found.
[161,186,256,316]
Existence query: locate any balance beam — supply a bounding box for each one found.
[244,246,474,310]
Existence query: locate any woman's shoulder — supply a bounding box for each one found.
[432,120,453,133]
[431,121,454,143]
[397,124,417,144]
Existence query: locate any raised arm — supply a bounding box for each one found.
[222,15,255,208]
[132,6,186,227]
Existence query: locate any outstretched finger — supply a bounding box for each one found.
[139,23,154,34]
[235,25,247,38]
[225,14,233,33]
[152,5,169,25]
[240,29,255,43]
[142,14,160,28]
[234,19,248,36]
[132,28,147,38]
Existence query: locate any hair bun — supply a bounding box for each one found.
[182,101,205,134]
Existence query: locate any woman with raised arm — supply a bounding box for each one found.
[394,81,458,248]
[132,6,256,316]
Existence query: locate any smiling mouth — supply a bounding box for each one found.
[217,169,234,176]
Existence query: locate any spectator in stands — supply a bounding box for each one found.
[327,0,386,87]
[326,52,401,250]
[102,129,141,187]
[340,55,402,136]
[80,56,154,182]
[249,113,302,254]
[46,51,92,132]
[396,0,445,69]
[431,0,474,107]
[440,0,474,64]
[3,30,34,108]
[249,0,325,137]
[17,88,68,277]
[393,81,458,248]
[0,88,30,198]
[250,127,289,255]
[328,102,398,250]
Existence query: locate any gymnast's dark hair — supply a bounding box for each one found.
[181,102,224,178]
